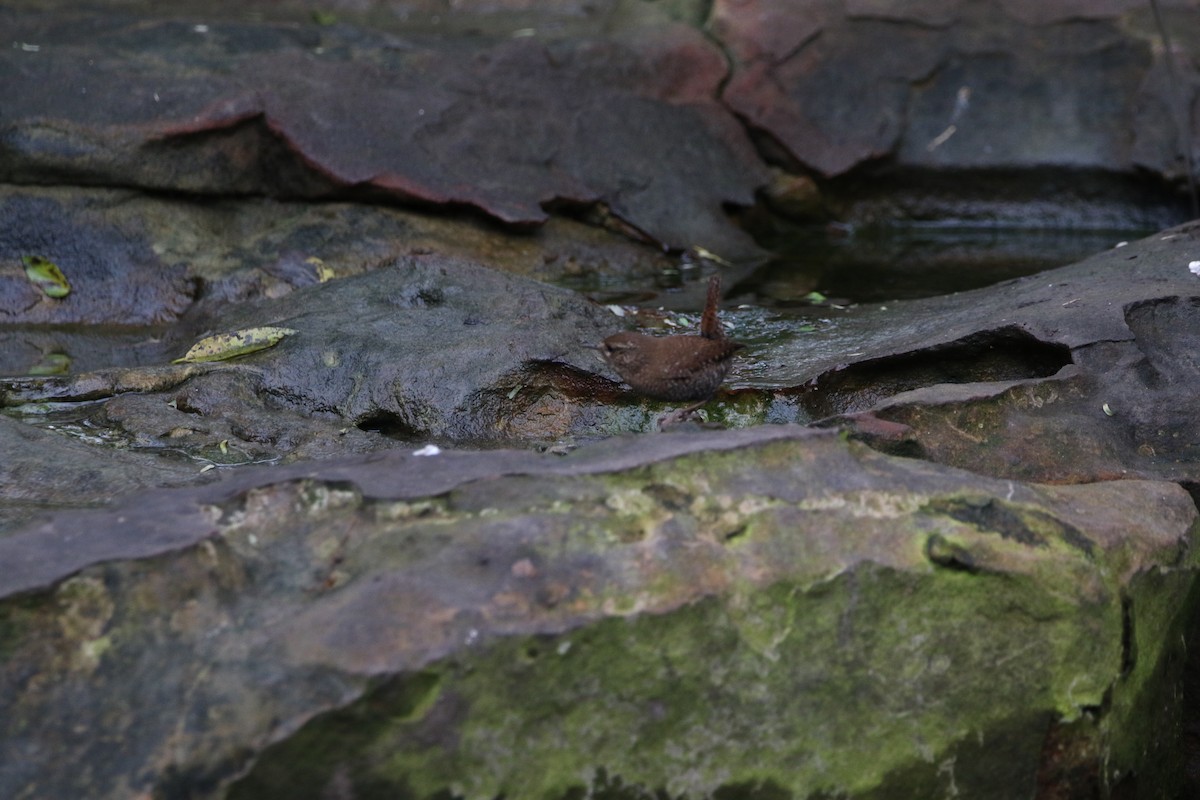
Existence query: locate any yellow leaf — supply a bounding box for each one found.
[692,246,732,267]
[22,255,71,298]
[172,326,297,364]
[305,256,335,283]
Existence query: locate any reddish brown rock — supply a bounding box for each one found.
[0,10,768,259]
[714,0,1199,188]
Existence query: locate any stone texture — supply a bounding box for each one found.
[751,221,1200,487]
[0,426,1195,798]
[0,7,769,260]
[2,3,1200,796]
[714,0,1200,193]
[0,192,197,326]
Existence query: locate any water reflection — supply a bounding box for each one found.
[744,223,1154,306]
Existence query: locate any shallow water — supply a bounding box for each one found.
[744,222,1154,306]
[586,223,1158,386]
[0,224,1161,382]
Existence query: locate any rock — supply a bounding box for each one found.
[0,184,679,372]
[714,0,1197,223]
[0,191,197,326]
[761,168,825,220]
[6,216,1200,490]
[757,221,1200,485]
[0,426,1194,798]
[0,414,202,533]
[2,4,1200,794]
[0,184,692,463]
[0,9,768,260]
[206,253,623,441]
[2,252,625,455]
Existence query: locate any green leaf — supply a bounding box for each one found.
[23,255,71,298]
[172,326,297,364]
[28,352,71,376]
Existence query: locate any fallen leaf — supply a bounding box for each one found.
[172,327,297,364]
[22,256,71,298]
[306,256,336,282]
[692,246,732,267]
[27,352,71,376]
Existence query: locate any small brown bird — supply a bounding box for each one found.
[599,275,743,419]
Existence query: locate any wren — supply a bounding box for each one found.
[598,275,743,409]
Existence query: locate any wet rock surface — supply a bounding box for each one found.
[778,222,1200,486]
[207,253,621,440]
[714,0,1196,193]
[4,0,1194,234]
[3,0,1200,797]
[0,5,768,260]
[0,183,680,376]
[2,427,1197,799]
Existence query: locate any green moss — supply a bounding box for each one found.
[231,558,1135,799]
[1103,567,1200,797]
[227,671,445,800]
[73,436,1190,800]
[698,396,769,429]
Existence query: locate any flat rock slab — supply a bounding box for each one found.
[0,184,678,375]
[0,250,625,475]
[751,223,1200,390]
[3,0,1195,245]
[713,0,1197,186]
[1,425,1196,798]
[0,8,768,260]
[5,219,1200,516]
[742,220,1200,484]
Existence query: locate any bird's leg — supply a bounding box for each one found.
[656,398,710,429]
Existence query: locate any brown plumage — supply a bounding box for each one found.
[599,275,743,403]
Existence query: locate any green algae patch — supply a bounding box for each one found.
[228,671,445,800]
[220,439,1195,798]
[1103,566,1200,797]
[228,561,1131,799]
